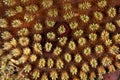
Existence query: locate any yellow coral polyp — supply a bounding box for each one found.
[5,9,16,17]
[109,45,119,54]
[80,15,89,23]
[23,47,31,55]
[58,25,66,34]
[89,72,96,80]
[11,48,21,57]
[63,3,72,10]
[70,65,78,75]
[26,4,38,13]
[105,39,112,46]
[97,0,107,8]
[89,33,97,41]
[68,40,76,51]
[12,19,22,28]
[83,47,91,56]
[45,20,55,28]
[33,34,42,42]
[94,11,103,20]
[90,58,98,68]
[78,1,91,10]
[19,37,29,46]
[47,58,54,68]
[61,71,69,80]
[47,32,56,40]
[18,55,28,64]
[64,53,71,62]
[56,59,64,69]
[38,58,46,68]
[59,37,67,46]
[50,70,58,80]
[24,14,34,22]
[116,19,120,27]
[105,22,116,32]
[74,54,82,63]
[45,42,52,52]
[95,45,104,54]
[74,29,83,37]
[16,6,23,13]
[53,46,62,56]
[33,43,42,54]
[97,66,106,79]
[1,31,12,40]
[101,30,109,40]
[42,0,53,8]
[63,11,74,20]
[48,9,58,17]
[108,65,115,72]
[3,42,12,50]
[32,69,40,79]
[89,23,99,31]
[3,0,16,6]
[0,18,8,28]
[24,64,32,73]
[81,63,89,72]
[101,56,112,66]
[69,21,78,30]
[18,28,29,36]
[30,54,37,62]
[80,71,88,80]
[41,73,48,80]
[107,7,116,18]
[34,23,43,31]
[78,37,86,46]
[114,34,120,43]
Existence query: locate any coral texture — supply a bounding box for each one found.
[0,0,120,80]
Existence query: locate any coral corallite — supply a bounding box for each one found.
[0,0,120,80]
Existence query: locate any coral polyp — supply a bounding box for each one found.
[0,0,120,80]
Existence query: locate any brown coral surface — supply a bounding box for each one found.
[0,0,120,80]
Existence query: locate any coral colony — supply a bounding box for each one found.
[0,0,120,80]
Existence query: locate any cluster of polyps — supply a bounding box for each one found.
[0,0,120,80]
